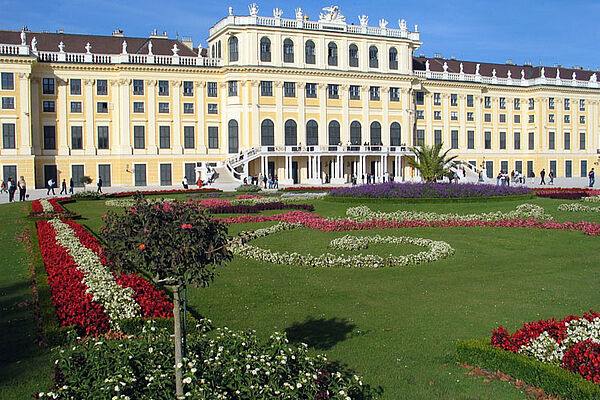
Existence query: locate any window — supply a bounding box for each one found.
[565,160,572,177]
[97,126,109,149]
[349,85,360,100]
[369,86,380,101]
[528,115,535,123]
[548,97,555,109]
[328,120,340,145]
[564,131,570,150]
[564,98,570,110]
[43,100,55,112]
[416,110,424,120]
[513,132,521,150]
[133,126,145,149]
[184,126,195,149]
[306,120,319,145]
[549,114,555,123]
[580,99,585,111]
[183,81,193,96]
[208,126,219,148]
[279,82,295,98]
[184,163,196,183]
[229,36,239,61]
[549,132,555,150]
[1,72,14,90]
[451,130,459,149]
[484,131,491,149]
[260,37,271,62]
[96,79,107,96]
[416,91,424,105]
[284,119,296,146]
[160,164,172,186]
[228,81,238,96]
[499,114,506,123]
[467,95,474,107]
[328,84,339,99]
[515,160,523,174]
[133,79,144,95]
[347,44,359,67]
[70,79,81,95]
[389,47,398,70]
[183,103,194,114]
[370,121,381,144]
[350,121,361,144]
[433,93,441,106]
[581,160,588,177]
[501,161,509,174]
[564,115,570,124]
[70,101,82,113]
[305,40,315,64]
[514,98,520,110]
[207,103,218,114]
[133,102,144,113]
[43,126,56,149]
[499,131,506,149]
[1,97,14,109]
[451,94,458,107]
[98,164,111,187]
[484,96,491,108]
[283,39,294,63]
[390,122,401,146]
[158,80,169,96]
[158,102,169,113]
[514,114,520,123]
[434,110,441,120]
[97,102,108,113]
[207,82,218,97]
[580,115,586,124]
[228,120,238,153]
[134,164,146,186]
[261,119,275,146]
[580,131,586,150]
[467,130,474,149]
[159,126,170,149]
[327,42,338,66]
[528,98,534,110]
[306,83,317,98]
[499,97,506,109]
[450,111,458,121]
[71,165,84,187]
[260,81,273,97]
[368,46,378,68]
[434,129,442,146]
[415,129,425,146]
[2,123,15,149]
[528,132,534,150]
[527,160,534,178]
[71,126,82,149]
[43,78,55,94]
[467,112,474,122]
[390,87,400,102]
[484,113,491,123]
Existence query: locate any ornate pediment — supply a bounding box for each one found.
[319,5,346,23]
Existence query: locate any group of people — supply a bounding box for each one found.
[496,170,527,186]
[245,173,279,189]
[0,176,27,202]
[46,177,104,195]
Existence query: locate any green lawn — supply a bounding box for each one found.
[3,196,600,399]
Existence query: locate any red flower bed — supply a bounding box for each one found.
[536,191,590,200]
[105,188,221,198]
[31,197,71,214]
[562,340,600,383]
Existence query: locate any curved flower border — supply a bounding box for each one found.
[105,197,175,208]
[558,203,600,213]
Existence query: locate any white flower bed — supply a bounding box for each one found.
[346,203,552,222]
[105,198,174,208]
[40,198,55,213]
[582,196,600,203]
[231,194,326,205]
[48,218,140,327]
[558,203,600,213]
[230,223,454,268]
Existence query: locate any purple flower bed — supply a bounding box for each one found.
[207,202,315,214]
[328,182,532,199]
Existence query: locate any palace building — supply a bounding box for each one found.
[1,4,599,188]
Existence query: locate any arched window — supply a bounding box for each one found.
[260,37,271,62]
[211,44,215,58]
[349,44,359,67]
[389,47,398,70]
[328,121,340,145]
[228,119,239,153]
[390,122,401,146]
[370,121,381,144]
[350,121,362,144]
[261,119,274,146]
[284,119,297,146]
[228,37,238,62]
[305,40,315,64]
[369,45,379,68]
[327,42,338,66]
[283,38,294,63]
[306,120,319,145]
[217,41,222,59]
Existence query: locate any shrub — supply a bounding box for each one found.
[235,184,262,193]
[71,191,102,200]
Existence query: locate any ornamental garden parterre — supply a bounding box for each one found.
[7,182,600,399]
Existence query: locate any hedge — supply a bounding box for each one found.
[456,338,600,400]
[322,193,536,204]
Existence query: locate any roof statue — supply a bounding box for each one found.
[148,40,153,55]
[319,6,345,23]
[85,42,91,54]
[475,63,480,75]
[459,63,464,74]
[172,43,180,56]
[273,8,283,18]
[31,37,37,52]
[541,67,545,78]
[121,40,127,55]
[556,68,560,80]
[443,62,448,72]
[248,3,259,16]
[359,14,368,27]
[492,68,496,78]
[20,28,26,46]
[58,41,65,52]
[521,69,525,79]
[399,19,407,31]
[507,69,511,79]
[228,7,233,16]
[425,60,430,72]
[591,73,597,82]
[295,8,303,20]
[572,72,576,80]
[379,19,388,29]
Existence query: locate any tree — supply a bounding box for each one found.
[80,175,92,191]
[406,143,461,182]
[101,194,232,398]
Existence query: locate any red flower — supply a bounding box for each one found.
[138,243,146,250]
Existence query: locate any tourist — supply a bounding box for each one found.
[496,172,502,186]
[259,173,264,187]
[462,166,466,177]
[18,176,26,201]
[60,179,67,194]
[589,168,595,187]
[548,170,554,185]
[0,179,6,194]
[47,178,55,195]
[7,177,16,202]
[263,174,268,188]
[97,177,103,193]
[182,176,189,189]
[274,175,279,189]
[69,177,74,194]
[539,169,546,185]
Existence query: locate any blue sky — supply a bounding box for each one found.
[1,0,599,69]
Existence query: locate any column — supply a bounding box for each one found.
[401,88,411,146]
[18,72,32,155]
[110,79,120,153]
[118,79,131,154]
[172,81,182,153]
[84,79,96,154]
[260,156,265,176]
[30,78,41,154]
[147,80,157,153]
[57,78,69,155]
[251,81,260,147]
[382,87,389,145]
[361,86,370,142]
[318,83,327,147]
[195,81,206,152]
[298,82,306,147]
[341,84,349,143]
[275,81,284,146]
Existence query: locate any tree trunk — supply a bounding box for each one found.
[170,284,184,399]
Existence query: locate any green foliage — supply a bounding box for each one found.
[80,176,93,186]
[101,193,232,286]
[406,143,460,182]
[456,338,600,400]
[119,314,198,336]
[235,184,262,193]
[70,191,102,200]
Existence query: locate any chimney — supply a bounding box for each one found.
[149,29,169,39]
[180,36,194,50]
[112,29,124,37]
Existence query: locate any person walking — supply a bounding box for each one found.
[540,169,546,185]
[96,177,103,194]
[7,177,16,202]
[548,170,554,185]
[18,176,26,201]
[0,179,6,194]
[69,177,74,194]
[47,178,55,195]
[589,168,595,187]
[182,176,189,189]
[60,179,67,194]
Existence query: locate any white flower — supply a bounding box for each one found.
[182,377,192,384]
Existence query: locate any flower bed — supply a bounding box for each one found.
[279,186,344,192]
[104,188,221,198]
[329,182,531,199]
[558,203,600,213]
[206,202,315,214]
[31,198,73,216]
[105,197,175,208]
[536,191,589,200]
[582,196,600,203]
[491,311,600,383]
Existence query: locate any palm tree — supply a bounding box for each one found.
[406,143,461,182]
